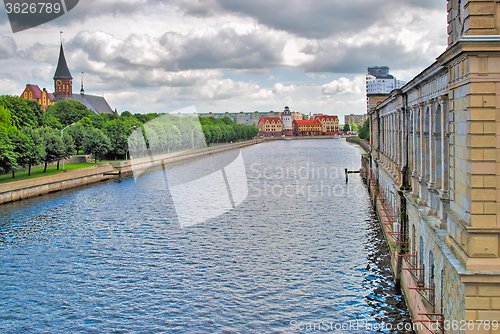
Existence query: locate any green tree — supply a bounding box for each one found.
[351,124,358,131]
[89,113,106,129]
[39,126,65,172]
[0,95,44,128]
[10,128,30,178]
[0,105,18,176]
[66,123,87,153]
[45,100,93,126]
[358,118,370,140]
[103,119,130,159]
[23,127,45,176]
[343,124,350,133]
[82,128,111,163]
[62,133,75,166]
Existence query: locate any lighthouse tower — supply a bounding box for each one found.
[282,106,293,136]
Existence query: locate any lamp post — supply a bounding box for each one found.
[61,122,75,171]
[167,125,177,153]
[191,126,200,149]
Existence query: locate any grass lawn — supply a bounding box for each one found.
[0,162,103,184]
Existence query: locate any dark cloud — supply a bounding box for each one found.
[214,0,445,39]
[158,27,285,71]
[299,36,442,74]
[63,26,285,75]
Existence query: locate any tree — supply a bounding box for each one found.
[343,124,350,133]
[9,128,30,178]
[62,133,75,166]
[66,123,87,153]
[22,127,45,176]
[39,127,65,172]
[358,118,370,140]
[82,128,111,163]
[45,100,93,126]
[0,105,18,176]
[351,124,358,131]
[103,119,130,159]
[0,95,44,129]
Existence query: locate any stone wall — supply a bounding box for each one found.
[365,1,500,332]
[0,164,114,204]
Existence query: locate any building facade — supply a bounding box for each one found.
[314,115,339,133]
[258,117,283,137]
[367,1,500,332]
[200,110,304,126]
[292,119,321,136]
[20,84,55,111]
[344,114,368,128]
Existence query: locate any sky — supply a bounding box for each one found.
[0,0,448,120]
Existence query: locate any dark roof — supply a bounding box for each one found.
[72,94,114,114]
[54,93,114,114]
[53,44,73,79]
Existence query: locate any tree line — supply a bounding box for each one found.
[0,95,258,178]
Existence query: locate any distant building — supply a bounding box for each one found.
[366,66,406,113]
[314,115,340,133]
[21,84,55,111]
[344,114,367,128]
[200,109,304,126]
[258,117,283,137]
[282,106,293,136]
[292,119,321,136]
[20,43,115,114]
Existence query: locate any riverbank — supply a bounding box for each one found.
[0,138,265,205]
[0,164,116,205]
[346,137,370,152]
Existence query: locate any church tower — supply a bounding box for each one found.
[53,44,73,98]
[282,106,293,136]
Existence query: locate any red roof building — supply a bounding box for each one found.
[258,117,283,137]
[293,119,322,136]
[314,115,340,133]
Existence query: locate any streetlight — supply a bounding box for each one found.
[61,122,75,171]
[191,126,200,149]
[167,125,177,153]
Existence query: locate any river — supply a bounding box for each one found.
[0,139,413,333]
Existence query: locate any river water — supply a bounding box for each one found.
[0,139,413,333]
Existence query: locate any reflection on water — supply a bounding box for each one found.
[0,139,413,333]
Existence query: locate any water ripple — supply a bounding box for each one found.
[0,139,413,333]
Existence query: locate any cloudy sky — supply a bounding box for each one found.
[0,0,448,119]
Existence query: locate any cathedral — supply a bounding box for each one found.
[20,43,115,114]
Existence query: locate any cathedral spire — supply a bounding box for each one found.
[53,43,72,80]
[53,43,73,98]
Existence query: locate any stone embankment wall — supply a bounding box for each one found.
[0,164,115,205]
[345,137,370,152]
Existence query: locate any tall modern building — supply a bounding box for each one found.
[366,66,406,113]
